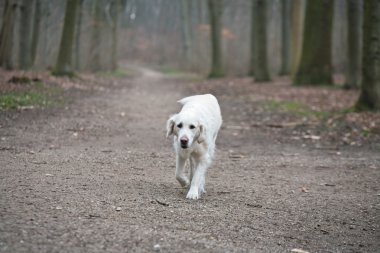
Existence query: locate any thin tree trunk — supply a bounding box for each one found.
[290,0,305,77]
[207,0,224,78]
[53,0,80,76]
[30,0,41,67]
[110,0,121,71]
[279,0,292,76]
[0,0,18,69]
[74,0,84,70]
[249,0,255,76]
[344,0,362,89]
[19,0,34,70]
[355,0,380,111]
[293,0,334,85]
[89,0,102,72]
[253,0,271,82]
[181,0,192,69]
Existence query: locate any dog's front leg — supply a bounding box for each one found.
[186,157,209,200]
[176,155,190,188]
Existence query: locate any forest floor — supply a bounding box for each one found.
[0,65,379,253]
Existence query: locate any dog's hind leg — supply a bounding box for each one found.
[176,155,190,188]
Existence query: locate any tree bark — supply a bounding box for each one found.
[207,0,224,78]
[74,0,84,70]
[279,0,292,76]
[110,0,122,71]
[344,0,362,89]
[30,0,41,67]
[181,0,192,69]
[88,0,103,72]
[19,0,34,70]
[248,0,255,76]
[290,0,305,77]
[252,0,271,82]
[293,0,334,85]
[53,0,80,76]
[355,0,380,111]
[0,0,18,69]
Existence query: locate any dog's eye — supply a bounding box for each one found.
[189,125,195,129]
[177,123,183,128]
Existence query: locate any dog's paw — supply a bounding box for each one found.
[176,176,190,188]
[186,187,200,200]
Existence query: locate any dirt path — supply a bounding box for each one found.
[0,67,379,253]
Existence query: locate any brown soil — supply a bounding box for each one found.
[0,66,379,253]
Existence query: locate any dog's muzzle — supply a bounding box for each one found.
[180,137,189,149]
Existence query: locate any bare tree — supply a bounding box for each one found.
[294,0,334,85]
[0,0,18,69]
[19,0,35,69]
[53,0,80,76]
[252,0,270,81]
[208,0,224,78]
[30,0,41,66]
[290,0,305,77]
[279,0,292,75]
[344,0,362,89]
[180,0,192,69]
[356,0,380,111]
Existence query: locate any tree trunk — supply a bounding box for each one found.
[253,0,271,82]
[344,0,362,89]
[290,0,305,77]
[0,0,18,69]
[207,0,224,78]
[88,0,103,72]
[279,0,292,76]
[30,0,41,67]
[74,0,84,70]
[53,0,80,76]
[248,0,255,76]
[181,0,192,69]
[293,0,334,85]
[355,0,380,111]
[110,0,121,71]
[19,0,34,70]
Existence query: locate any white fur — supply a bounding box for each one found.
[166,94,222,200]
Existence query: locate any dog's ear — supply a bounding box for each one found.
[196,125,205,143]
[166,114,177,138]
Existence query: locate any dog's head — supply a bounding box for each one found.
[166,113,205,149]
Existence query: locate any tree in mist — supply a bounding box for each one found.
[19,0,35,70]
[208,0,224,78]
[89,0,103,72]
[251,0,270,81]
[53,0,80,76]
[0,0,18,69]
[290,0,305,76]
[110,0,122,71]
[355,0,380,111]
[30,0,41,66]
[180,0,193,69]
[293,0,334,85]
[344,0,362,89]
[280,0,292,76]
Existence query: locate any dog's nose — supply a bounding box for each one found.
[180,137,188,146]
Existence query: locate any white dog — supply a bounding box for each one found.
[166,94,222,199]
